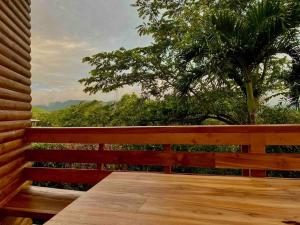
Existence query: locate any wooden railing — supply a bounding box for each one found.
[23,125,300,184]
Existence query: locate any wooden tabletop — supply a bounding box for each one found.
[45,172,300,225]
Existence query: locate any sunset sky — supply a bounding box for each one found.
[31,0,150,105]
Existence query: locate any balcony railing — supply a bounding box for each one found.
[1,125,300,222]
[23,125,300,185]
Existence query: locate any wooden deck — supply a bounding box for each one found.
[44,172,300,225]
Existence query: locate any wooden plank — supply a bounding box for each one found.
[0,139,25,155]
[0,145,28,167]
[0,110,31,121]
[215,153,300,171]
[0,0,31,215]
[0,42,31,70]
[0,129,25,143]
[0,121,30,132]
[20,0,31,14]
[0,75,31,94]
[0,99,31,111]
[11,0,31,22]
[0,52,31,78]
[25,126,300,145]
[26,125,300,134]
[2,186,83,220]
[0,157,26,178]
[0,19,30,53]
[25,150,300,171]
[0,7,31,45]
[163,144,172,173]
[24,168,111,184]
[4,0,31,29]
[249,134,266,177]
[0,162,26,190]
[44,172,300,225]
[25,131,250,145]
[0,1,31,36]
[0,30,31,61]
[0,65,31,86]
[0,87,31,102]
[97,144,105,170]
[25,150,214,168]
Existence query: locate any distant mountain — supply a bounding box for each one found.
[34,100,82,111]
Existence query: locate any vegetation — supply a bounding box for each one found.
[32,0,300,187]
[32,95,300,128]
[80,0,300,124]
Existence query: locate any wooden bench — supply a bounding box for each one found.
[1,186,83,221]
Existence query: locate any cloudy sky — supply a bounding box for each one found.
[31,0,150,105]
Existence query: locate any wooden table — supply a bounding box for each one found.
[45,172,300,225]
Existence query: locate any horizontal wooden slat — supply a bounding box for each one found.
[12,0,31,22]
[0,121,30,132]
[0,139,25,155]
[215,153,300,171]
[0,19,30,53]
[0,145,28,167]
[24,168,111,184]
[0,1,31,37]
[26,132,249,145]
[26,150,300,171]
[0,110,31,121]
[26,126,300,145]
[20,0,31,13]
[0,30,31,61]
[4,0,31,29]
[0,157,26,178]
[0,75,31,94]
[0,65,31,86]
[0,129,25,144]
[0,52,31,78]
[0,163,25,189]
[25,125,300,134]
[0,99,31,111]
[0,87,32,102]
[0,42,31,69]
[0,7,31,45]
[2,186,83,220]
[26,150,214,168]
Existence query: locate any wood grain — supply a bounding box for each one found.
[0,0,32,216]
[26,149,300,171]
[44,172,300,225]
[2,186,83,220]
[24,168,111,184]
[26,126,300,145]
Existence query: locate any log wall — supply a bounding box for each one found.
[0,1,32,224]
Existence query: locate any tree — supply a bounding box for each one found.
[181,0,300,123]
[80,0,300,124]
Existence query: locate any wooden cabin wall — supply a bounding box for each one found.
[0,0,32,224]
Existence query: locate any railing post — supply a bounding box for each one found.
[241,145,250,176]
[163,144,172,174]
[97,144,105,171]
[249,134,266,177]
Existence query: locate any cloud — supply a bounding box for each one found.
[30,0,151,105]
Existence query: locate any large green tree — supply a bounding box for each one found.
[80,0,300,124]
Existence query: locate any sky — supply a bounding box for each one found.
[31,0,150,105]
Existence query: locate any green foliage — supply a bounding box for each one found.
[33,101,112,127]
[80,0,300,124]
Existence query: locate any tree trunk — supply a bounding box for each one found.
[245,80,257,124]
